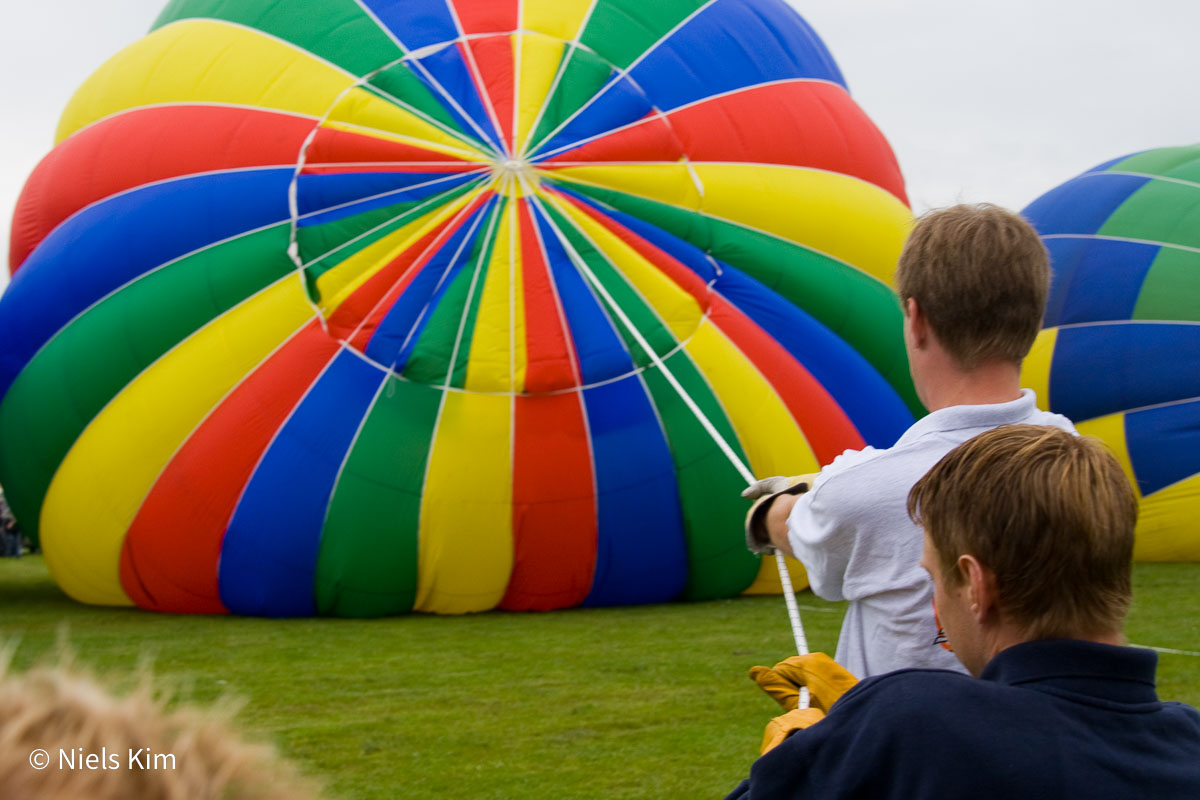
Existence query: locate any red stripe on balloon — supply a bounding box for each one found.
[10,105,315,271]
[502,391,597,610]
[449,0,518,34]
[518,200,579,392]
[708,294,865,465]
[466,36,517,153]
[540,113,684,165]
[347,192,492,353]
[544,81,908,205]
[119,320,340,613]
[304,125,482,168]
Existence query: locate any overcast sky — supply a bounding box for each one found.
[2,0,1198,290]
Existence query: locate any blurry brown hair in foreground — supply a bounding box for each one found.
[0,648,321,800]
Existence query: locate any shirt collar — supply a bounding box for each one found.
[981,639,1160,705]
[895,388,1040,447]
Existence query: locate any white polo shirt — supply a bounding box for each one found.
[787,389,1075,678]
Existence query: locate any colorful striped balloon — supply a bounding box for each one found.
[1022,143,1200,560]
[1,0,917,617]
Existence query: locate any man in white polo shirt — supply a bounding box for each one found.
[744,204,1074,677]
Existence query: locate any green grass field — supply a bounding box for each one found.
[3,556,1199,798]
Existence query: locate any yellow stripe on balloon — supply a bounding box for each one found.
[513,33,571,155]
[56,19,484,161]
[1020,328,1058,410]
[523,0,596,41]
[315,186,486,317]
[465,201,527,392]
[416,391,514,613]
[552,163,912,285]
[680,319,817,594]
[554,162,701,218]
[547,192,702,342]
[1075,413,1139,498]
[1136,473,1200,561]
[321,100,486,162]
[39,275,314,606]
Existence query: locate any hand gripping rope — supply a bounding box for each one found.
[528,189,812,708]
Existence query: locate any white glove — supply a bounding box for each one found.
[743,474,817,554]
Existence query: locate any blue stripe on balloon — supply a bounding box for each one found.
[0,168,293,403]
[365,197,497,369]
[296,171,482,227]
[554,187,912,447]
[1094,152,1143,172]
[581,376,688,606]
[1050,323,1200,422]
[530,202,637,384]
[219,349,385,617]
[532,72,654,162]
[1126,399,1200,495]
[713,266,913,448]
[629,0,846,112]
[408,45,505,153]
[1043,237,1159,327]
[1023,173,1151,237]
[358,0,459,51]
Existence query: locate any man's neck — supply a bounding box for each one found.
[919,359,1023,413]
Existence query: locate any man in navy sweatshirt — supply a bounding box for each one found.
[728,425,1200,799]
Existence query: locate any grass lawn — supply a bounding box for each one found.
[3,556,1199,798]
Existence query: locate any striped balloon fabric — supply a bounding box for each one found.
[1022,144,1200,560]
[1,0,916,617]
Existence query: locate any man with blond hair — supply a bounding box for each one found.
[745,204,1074,677]
[729,425,1200,799]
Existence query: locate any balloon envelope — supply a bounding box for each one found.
[1,0,916,616]
[1022,143,1200,560]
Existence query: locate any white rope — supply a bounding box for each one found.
[528,189,810,707]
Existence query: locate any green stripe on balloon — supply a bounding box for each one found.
[315,376,440,616]
[555,181,923,416]
[400,200,503,387]
[641,351,761,601]
[1108,144,1200,177]
[579,0,704,71]
[1099,180,1200,250]
[297,179,479,294]
[526,45,619,157]
[0,224,295,544]
[1134,247,1200,323]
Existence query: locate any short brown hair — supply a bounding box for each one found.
[896,204,1049,369]
[907,425,1136,640]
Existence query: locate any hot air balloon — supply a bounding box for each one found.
[1022,143,1200,560]
[1,0,917,617]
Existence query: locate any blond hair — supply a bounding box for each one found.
[896,204,1049,369]
[908,425,1136,640]
[0,652,321,800]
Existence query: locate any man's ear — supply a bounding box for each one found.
[904,297,929,347]
[957,554,997,623]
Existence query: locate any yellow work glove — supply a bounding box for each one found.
[749,653,860,753]
[761,707,826,753]
[741,473,817,554]
[750,652,860,713]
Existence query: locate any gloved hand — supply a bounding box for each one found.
[749,652,859,713]
[761,708,826,754]
[742,473,817,554]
